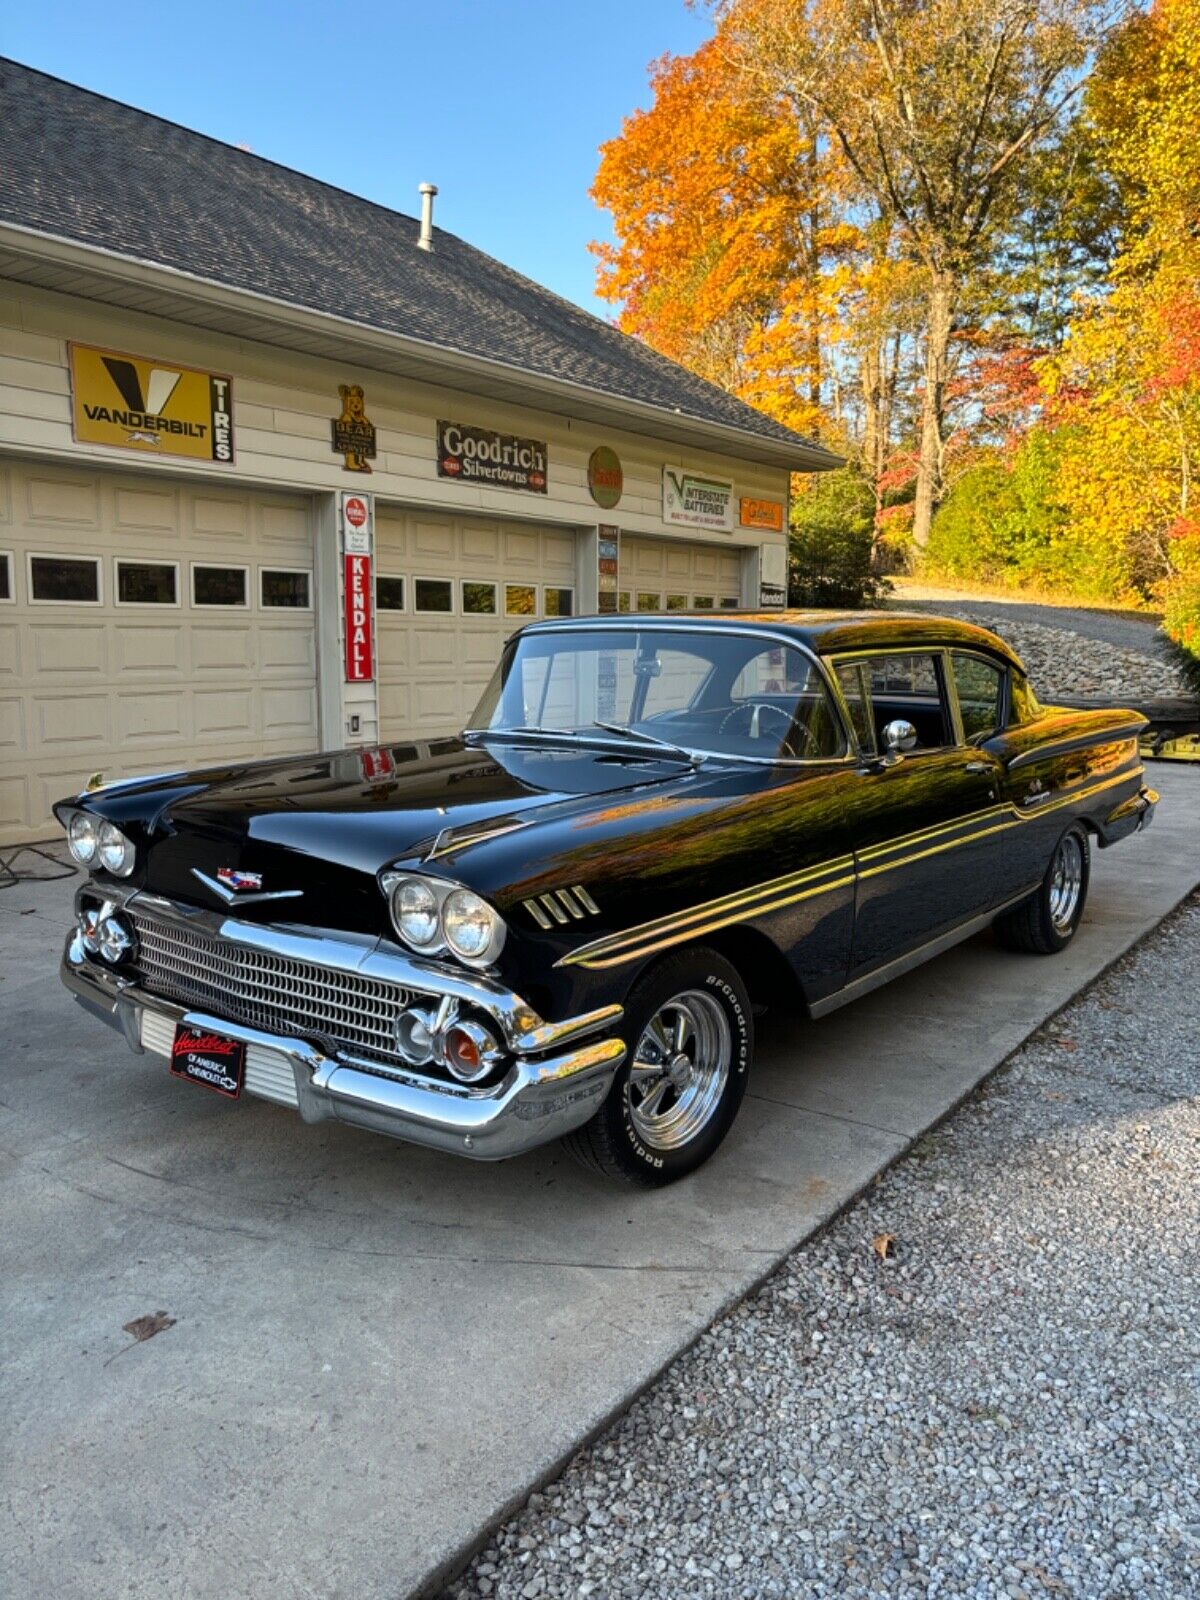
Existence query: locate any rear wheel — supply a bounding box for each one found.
[994,824,1090,954]
[563,948,753,1186]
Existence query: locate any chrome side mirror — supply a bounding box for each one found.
[880,719,918,765]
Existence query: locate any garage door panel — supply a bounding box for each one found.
[114,484,179,532]
[0,623,19,676]
[190,494,251,540]
[2,459,318,844]
[461,524,499,560]
[413,680,460,724]
[261,686,317,735]
[503,530,538,565]
[25,470,101,527]
[0,462,12,523]
[195,687,254,736]
[192,626,253,672]
[0,697,22,749]
[413,627,457,667]
[461,630,501,666]
[378,683,411,726]
[0,774,28,830]
[411,518,454,559]
[115,690,187,745]
[35,693,110,746]
[32,623,107,675]
[258,626,315,674]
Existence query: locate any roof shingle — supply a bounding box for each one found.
[0,59,835,463]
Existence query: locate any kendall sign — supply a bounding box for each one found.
[437,421,548,494]
[662,467,735,533]
[341,491,374,683]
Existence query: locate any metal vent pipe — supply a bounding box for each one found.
[418,183,437,251]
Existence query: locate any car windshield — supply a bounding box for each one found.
[467,627,846,762]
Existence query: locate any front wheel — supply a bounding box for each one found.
[994,823,1090,954]
[563,947,753,1186]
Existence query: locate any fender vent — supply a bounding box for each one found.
[524,885,599,928]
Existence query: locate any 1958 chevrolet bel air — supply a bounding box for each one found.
[57,612,1158,1185]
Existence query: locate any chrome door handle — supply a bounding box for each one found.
[962,760,991,774]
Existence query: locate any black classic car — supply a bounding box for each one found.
[57,612,1158,1185]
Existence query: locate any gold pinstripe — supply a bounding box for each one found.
[556,766,1141,972]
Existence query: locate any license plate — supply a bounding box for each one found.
[170,1024,246,1099]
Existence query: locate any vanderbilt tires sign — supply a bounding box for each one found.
[69,343,234,463]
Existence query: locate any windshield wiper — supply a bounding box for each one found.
[590,720,700,764]
[464,723,578,740]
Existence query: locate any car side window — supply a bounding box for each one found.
[862,653,952,751]
[950,652,1005,742]
[1008,670,1042,726]
[834,662,876,755]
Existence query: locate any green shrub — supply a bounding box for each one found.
[789,468,888,607]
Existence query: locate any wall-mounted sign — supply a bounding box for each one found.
[663,467,734,532]
[437,421,547,493]
[740,496,785,533]
[69,343,233,463]
[588,447,623,510]
[758,542,788,609]
[597,525,620,614]
[331,384,377,473]
[341,491,374,683]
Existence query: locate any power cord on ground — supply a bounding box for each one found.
[0,845,78,890]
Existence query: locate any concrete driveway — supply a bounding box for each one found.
[3,764,1198,1600]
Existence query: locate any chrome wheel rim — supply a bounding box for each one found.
[627,989,731,1151]
[1049,833,1084,933]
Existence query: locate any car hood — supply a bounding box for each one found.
[135,737,691,892]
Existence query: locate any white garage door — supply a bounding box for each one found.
[375,505,576,740]
[619,534,743,612]
[0,458,318,844]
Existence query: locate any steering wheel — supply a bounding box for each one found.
[719,700,822,758]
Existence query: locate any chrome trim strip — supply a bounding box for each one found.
[809,887,1040,1019]
[426,816,531,861]
[559,766,1143,971]
[190,868,304,907]
[573,885,600,915]
[524,897,552,929]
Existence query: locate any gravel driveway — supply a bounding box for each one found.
[447,896,1200,1600]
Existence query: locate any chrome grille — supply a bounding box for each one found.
[128,908,413,1066]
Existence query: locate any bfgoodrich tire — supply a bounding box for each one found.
[563,947,753,1186]
[994,823,1091,954]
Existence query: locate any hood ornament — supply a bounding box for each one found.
[191,868,303,907]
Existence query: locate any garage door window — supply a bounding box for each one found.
[543,586,574,617]
[505,583,537,618]
[693,595,714,610]
[192,564,248,607]
[29,553,101,604]
[261,568,311,609]
[377,575,405,611]
[415,578,453,613]
[618,590,632,613]
[462,580,497,615]
[0,552,11,602]
[117,559,178,606]
[636,592,660,612]
[666,593,688,611]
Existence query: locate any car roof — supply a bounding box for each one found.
[518,610,1024,671]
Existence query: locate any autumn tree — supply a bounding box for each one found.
[722,0,1126,545]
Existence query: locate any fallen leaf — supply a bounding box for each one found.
[872,1232,896,1261]
[123,1310,176,1343]
[104,1309,176,1366]
[1057,1036,1078,1052]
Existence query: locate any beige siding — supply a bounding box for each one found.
[0,283,792,545]
[0,457,318,842]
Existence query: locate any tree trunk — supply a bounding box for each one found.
[912,271,956,549]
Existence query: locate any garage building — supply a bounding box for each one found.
[0,60,840,845]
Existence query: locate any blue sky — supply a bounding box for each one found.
[5,0,711,317]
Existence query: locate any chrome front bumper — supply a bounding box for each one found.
[61,903,626,1161]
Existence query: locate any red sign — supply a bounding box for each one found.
[344,495,368,528]
[344,552,374,682]
[360,747,395,782]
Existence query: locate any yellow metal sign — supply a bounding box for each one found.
[69,343,234,463]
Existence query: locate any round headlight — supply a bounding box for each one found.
[443,888,498,961]
[68,812,99,864]
[392,877,440,948]
[98,821,134,877]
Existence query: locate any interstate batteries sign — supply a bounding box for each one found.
[662,467,735,532]
[437,421,547,493]
[69,344,234,463]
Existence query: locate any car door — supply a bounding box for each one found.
[832,649,1005,979]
